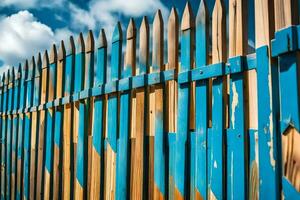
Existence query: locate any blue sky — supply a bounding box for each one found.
[0,0,255,74]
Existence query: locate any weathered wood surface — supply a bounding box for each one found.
[0,1,299,199]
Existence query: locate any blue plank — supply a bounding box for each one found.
[256,46,280,199]
[91,30,107,198]
[23,59,34,200]
[227,57,246,200]
[175,25,193,198]
[208,70,225,199]
[194,1,208,198]
[16,63,26,200]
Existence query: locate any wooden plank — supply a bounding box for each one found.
[254,0,279,199]
[105,22,123,200]
[73,33,85,199]
[53,40,66,200]
[35,53,46,199]
[227,0,248,199]
[175,3,194,199]
[112,22,128,200]
[34,53,44,200]
[166,8,178,199]
[85,31,95,200]
[16,62,26,200]
[43,44,59,199]
[62,36,75,200]
[151,10,166,199]
[6,68,14,200]
[209,0,226,199]
[194,1,209,199]
[0,72,8,199]
[23,57,34,200]
[138,16,150,199]
[11,66,20,200]
[75,30,94,199]
[89,29,107,200]
[125,18,143,200]
[274,0,300,195]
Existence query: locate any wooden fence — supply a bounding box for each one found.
[0,0,300,199]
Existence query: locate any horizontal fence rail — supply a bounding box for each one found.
[0,0,300,199]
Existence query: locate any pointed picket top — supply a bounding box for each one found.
[138,16,149,74]
[23,59,29,79]
[50,44,57,64]
[212,0,226,63]
[153,9,163,31]
[167,7,179,70]
[196,0,208,26]
[181,2,195,31]
[35,52,42,77]
[28,56,35,80]
[112,22,123,43]
[42,50,49,69]
[127,18,136,40]
[17,63,22,79]
[76,32,85,53]
[4,70,8,85]
[58,40,66,61]
[8,67,14,83]
[168,7,179,27]
[152,9,164,71]
[86,30,95,53]
[66,36,75,56]
[97,29,107,48]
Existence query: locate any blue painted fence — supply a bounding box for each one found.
[0,1,300,199]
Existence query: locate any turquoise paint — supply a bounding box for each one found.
[167,132,176,200]
[23,60,34,200]
[227,57,246,200]
[1,75,8,198]
[175,28,193,197]
[195,2,208,197]
[256,46,280,199]
[209,69,225,199]
[16,64,25,200]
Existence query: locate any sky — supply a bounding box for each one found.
[0,0,255,74]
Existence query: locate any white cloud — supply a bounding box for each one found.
[69,0,169,41]
[0,10,74,72]
[1,0,66,9]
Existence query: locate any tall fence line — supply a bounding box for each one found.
[0,0,300,199]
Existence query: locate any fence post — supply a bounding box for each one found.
[90,29,107,199]
[62,36,75,199]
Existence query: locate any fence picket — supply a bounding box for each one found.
[194,1,208,199]
[175,3,194,199]
[0,72,8,200]
[166,7,178,200]
[16,63,25,200]
[62,36,75,199]
[209,0,226,199]
[90,29,107,199]
[274,0,300,196]
[0,1,300,198]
